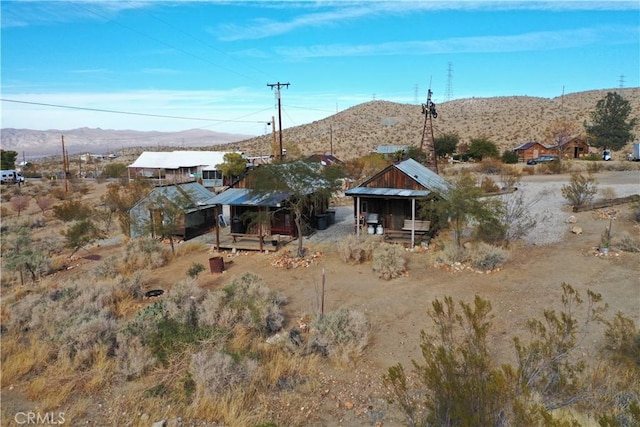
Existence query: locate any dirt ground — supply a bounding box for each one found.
[2,170,639,426]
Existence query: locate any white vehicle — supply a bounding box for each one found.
[0,169,25,184]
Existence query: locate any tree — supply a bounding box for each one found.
[248,160,342,257]
[216,153,247,185]
[584,92,637,152]
[433,171,501,248]
[35,195,53,214]
[144,188,196,255]
[1,149,18,170]
[468,137,499,160]
[64,219,102,257]
[10,195,30,217]
[102,162,128,179]
[544,118,580,159]
[3,228,48,284]
[434,133,459,158]
[101,179,152,236]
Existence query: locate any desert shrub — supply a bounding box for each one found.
[604,312,640,366]
[618,232,640,253]
[187,262,206,278]
[115,334,156,380]
[92,255,120,279]
[475,158,503,175]
[190,350,258,398]
[52,199,93,221]
[372,243,407,280]
[200,274,286,334]
[469,242,509,270]
[384,285,610,426]
[122,237,171,271]
[441,242,469,264]
[175,241,206,257]
[587,161,604,173]
[307,308,371,361]
[479,176,500,193]
[561,172,598,207]
[501,150,519,164]
[337,234,380,264]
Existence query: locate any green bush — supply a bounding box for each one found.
[561,172,598,207]
[52,200,94,222]
[501,150,519,164]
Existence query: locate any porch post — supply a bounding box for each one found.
[356,197,361,237]
[215,204,220,250]
[411,198,416,249]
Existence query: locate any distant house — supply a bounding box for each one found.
[128,150,244,189]
[375,145,410,158]
[345,158,450,247]
[513,137,590,162]
[553,136,590,159]
[512,141,553,162]
[129,182,218,240]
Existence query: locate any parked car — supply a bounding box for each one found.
[526,155,558,165]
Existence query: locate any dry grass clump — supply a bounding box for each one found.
[91,238,171,278]
[372,242,407,280]
[174,240,207,256]
[618,232,640,253]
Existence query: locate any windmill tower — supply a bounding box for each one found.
[419,88,439,173]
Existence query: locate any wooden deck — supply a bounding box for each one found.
[213,229,295,252]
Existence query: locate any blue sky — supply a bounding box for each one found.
[1,1,638,136]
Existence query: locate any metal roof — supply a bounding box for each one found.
[129,151,238,170]
[345,187,433,198]
[376,145,409,154]
[131,182,218,214]
[345,158,450,199]
[208,188,289,207]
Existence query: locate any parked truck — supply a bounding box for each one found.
[629,143,640,161]
[0,169,25,184]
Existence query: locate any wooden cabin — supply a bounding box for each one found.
[129,182,217,240]
[345,158,450,247]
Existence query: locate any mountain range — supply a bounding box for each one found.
[2,88,639,161]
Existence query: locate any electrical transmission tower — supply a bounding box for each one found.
[267,82,290,161]
[419,88,439,174]
[445,62,453,102]
[619,75,625,88]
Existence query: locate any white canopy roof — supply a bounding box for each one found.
[129,151,237,170]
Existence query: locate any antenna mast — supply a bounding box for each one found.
[419,82,439,174]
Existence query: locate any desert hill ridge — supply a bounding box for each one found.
[2,88,639,161]
[227,87,640,160]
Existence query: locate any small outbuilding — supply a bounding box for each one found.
[129,182,217,240]
[345,158,450,247]
[553,136,590,159]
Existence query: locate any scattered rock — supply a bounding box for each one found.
[344,401,355,410]
[566,215,577,223]
[152,420,167,427]
[571,226,583,234]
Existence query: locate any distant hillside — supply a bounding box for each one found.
[221,88,640,161]
[0,128,253,159]
[3,88,639,162]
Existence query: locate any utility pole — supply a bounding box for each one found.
[267,82,290,161]
[270,116,278,159]
[61,135,68,193]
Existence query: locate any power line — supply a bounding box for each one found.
[0,98,268,124]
